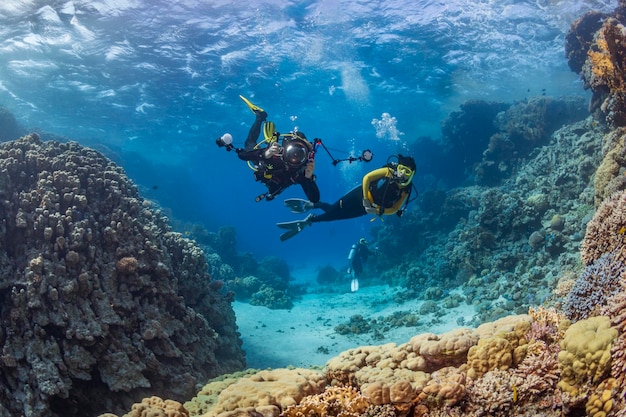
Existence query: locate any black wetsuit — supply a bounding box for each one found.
[350,242,372,277]
[310,186,365,222]
[311,177,407,223]
[237,113,320,202]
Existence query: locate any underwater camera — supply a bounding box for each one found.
[216,133,234,151]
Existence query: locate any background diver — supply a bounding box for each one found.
[276,154,417,241]
[347,237,373,292]
[216,96,320,203]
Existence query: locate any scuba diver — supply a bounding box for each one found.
[215,96,320,203]
[347,238,373,292]
[276,154,417,241]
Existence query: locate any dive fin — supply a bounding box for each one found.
[279,227,302,242]
[284,198,314,214]
[276,214,314,241]
[239,95,264,113]
[263,121,276,142]
[351,278,359,292]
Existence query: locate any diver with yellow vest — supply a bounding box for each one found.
[276,154,417,241]
[216,96,320,203]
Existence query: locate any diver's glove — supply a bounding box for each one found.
[264,142,282,158]
[362,198,379,215]
[304,160,315,179]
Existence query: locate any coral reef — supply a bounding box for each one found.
[557,316,617,396]
[566,0,626,128]
[581,190,626,265]
[592,127,626,206]
[565,11,609,75]
[0,135,244,417]
[372,115,603,327]
[106,300,626,417]
[563,250,626,320]
[101,150,626,413]
[281,385,371,417]
[186,368,326,417]
[185,226,297,310]
[477,97,588,186]
[101,396,189,417]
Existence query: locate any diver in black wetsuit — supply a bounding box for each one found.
[216,97,320,203]
[276,154,417,241]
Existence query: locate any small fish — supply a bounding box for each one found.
[619,226,626,235]
[512,384,518,403]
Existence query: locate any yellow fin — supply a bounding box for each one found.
[239,95,264,113]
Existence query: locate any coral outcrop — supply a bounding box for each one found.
[581,190,626,265]
[107,301,625,417]
[0,134,244,417]
[566,0,626,128]
[557,316,617,396]
[373,115,603,328]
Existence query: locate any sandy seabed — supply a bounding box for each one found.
[234,271,476,369]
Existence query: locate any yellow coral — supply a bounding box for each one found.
[588,30,616,87]
[360,380,415,417]
[419,366,466,407]
[197,369,326,417]
[557,316,618,396]
[185,370,259,416]
[466,336,513,380]
[281,386,370,417]
[585,378,619,417]
[409,328,479,370]
[123,396,189,417]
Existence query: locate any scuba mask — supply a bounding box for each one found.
[395,164,414,186]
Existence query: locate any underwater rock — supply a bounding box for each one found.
[0,135,244,417]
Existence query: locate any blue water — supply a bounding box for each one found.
[0,0,615,265]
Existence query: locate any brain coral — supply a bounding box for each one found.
[0,135,244,417]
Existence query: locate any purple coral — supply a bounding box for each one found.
[562,250,626,321]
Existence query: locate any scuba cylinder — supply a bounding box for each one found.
[348,244,357,261]
[348,243,359,292]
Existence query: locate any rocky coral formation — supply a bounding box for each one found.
[99,396,189,417]
[372,113,603,327]
[0,134,244,417]
[101,98,626,410]
[183,225,297,310]
[105,301,625,417]
[566,0,626,128]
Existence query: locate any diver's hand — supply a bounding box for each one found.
[363,198,379,215]
[304,160,315,179]
[264,142,282,158]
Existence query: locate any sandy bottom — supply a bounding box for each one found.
[233,279,475,369]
